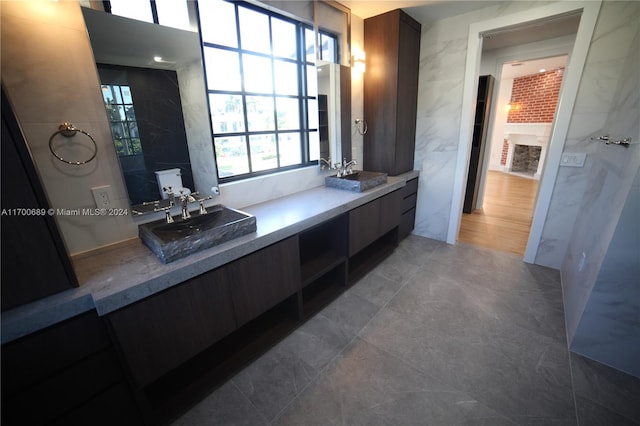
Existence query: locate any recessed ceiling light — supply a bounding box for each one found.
[539,68,547,73]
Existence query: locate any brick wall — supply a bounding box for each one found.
[500,139,509,165]
[507,68,564,123]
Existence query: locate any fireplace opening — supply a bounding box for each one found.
[511,144,542,175]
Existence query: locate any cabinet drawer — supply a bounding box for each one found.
[108,267,236,388]
[401,178,418,198]
[400,207,416,239]
[349,190,401,256]
[2,311,110,394]
[229,236,300,327]
[401,193,417,213]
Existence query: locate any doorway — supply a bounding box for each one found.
[459,56,568,256]
[447,1,601,263]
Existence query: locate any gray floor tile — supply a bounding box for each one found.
[349,269,405,308]
[172,235,638,426]
[575,395,640,426]
[360,302,576,425]
[570,352,640,423]
[273,338,515,426]
[231,312,355,421]
[320,289,381,336]
[171,380,267,426]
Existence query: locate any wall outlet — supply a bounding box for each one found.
[560,152,587,167]
[92,185,113,208]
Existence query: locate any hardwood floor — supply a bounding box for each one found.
[459,170,539,256]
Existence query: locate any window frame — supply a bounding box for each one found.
[197,0,337,183]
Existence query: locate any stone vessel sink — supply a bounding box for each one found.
[139,204,256,263]
[325,171,388,192]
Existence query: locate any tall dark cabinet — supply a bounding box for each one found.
[363,9,421,176]
[1,86,78,311]
[463,75,494,213]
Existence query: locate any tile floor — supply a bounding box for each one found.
[172,235,640,425]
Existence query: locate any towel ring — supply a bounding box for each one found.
[355,118,368,135]
[49,123,97,165]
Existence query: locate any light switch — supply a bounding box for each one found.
[560,153,587,167]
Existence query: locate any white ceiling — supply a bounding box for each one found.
[341,0,500,22]
[342,1,580,52]
[501,55,568,80]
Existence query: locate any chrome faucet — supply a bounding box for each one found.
[180,192,196,220]
[163,186,175,202]
[320,157,333,170]
[336,158,357,177]
[343,158,357,175]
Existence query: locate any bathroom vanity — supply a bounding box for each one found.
[2,171,419,425]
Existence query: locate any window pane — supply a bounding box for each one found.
[320,33,336,63]
[274,60,298,95]
[131,138,142,155]
[109,0,153,23]
[276,98,299,130]
[307,99,318,129]
[249,134,277,171]
[128,122,139,139]
[204,48,241,91]
[110,122,127,139]
[308,131,320,161]
[272,18,297,59]
[101,85,115,103]
[243,54,273,93]
[199,0,237,48]
[246,96,275,131]
[209,94,245,133]
[305,28,316,63]
[306,65,317,96]
[125,105,136,121]
[120,86,132,103]
[215,136,249,177]
[115,106,126,121]
[238,7,270,54]
[278,133,301,167]
[155,0,190,30]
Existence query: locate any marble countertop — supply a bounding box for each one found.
[1,171,418,344]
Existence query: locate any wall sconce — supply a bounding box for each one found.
[352,51,366,73]
[506,96,520,112]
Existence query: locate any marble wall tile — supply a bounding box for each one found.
[560,6,640,352]
[177,59,218,197]
[536,1,640,266]
[412,0,567,242]
[414,154,457,241]
[1,2,139,253]
[571,167,640,377]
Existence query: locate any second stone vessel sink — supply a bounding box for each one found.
[325,171,388,192]
[139,205,256,263]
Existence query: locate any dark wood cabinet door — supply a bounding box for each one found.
[364,9,421,176]
[1,88,78,311]
[349,190,401,256]
[108,267,236,388]
[395,12,422,174]
[2,311,141,425]
[228,237,300,327]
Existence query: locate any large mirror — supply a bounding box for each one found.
[82,6,218,213]
[82,1,352,214]
[317,60,351,166]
